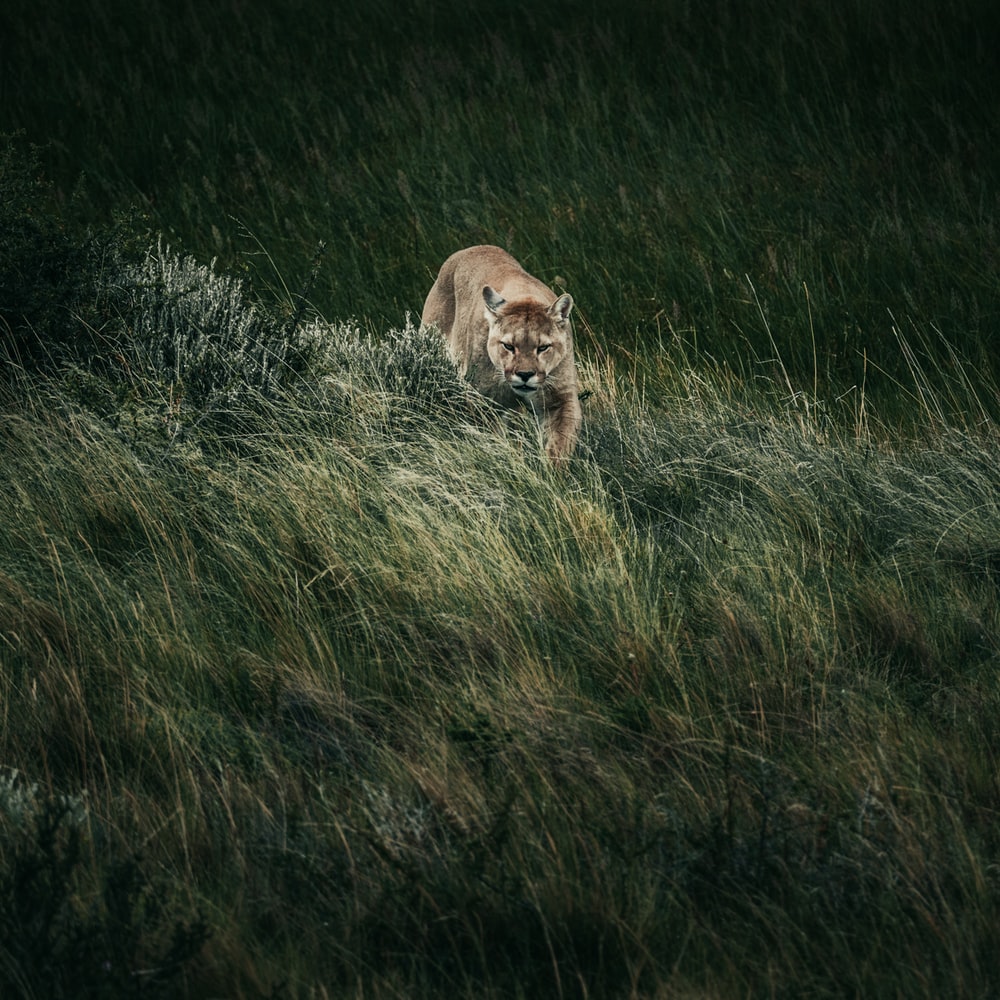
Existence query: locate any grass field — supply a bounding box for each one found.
[2,1,1000,997]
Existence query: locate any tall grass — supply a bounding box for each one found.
[2,225,999,994]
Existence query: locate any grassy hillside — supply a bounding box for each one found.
[2,186,999,996]
[2,1,1000,997]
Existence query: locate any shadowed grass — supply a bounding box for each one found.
[3,0,999,402]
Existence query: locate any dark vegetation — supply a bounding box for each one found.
[1,1,999,996]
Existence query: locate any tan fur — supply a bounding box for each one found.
[421,245,581,462]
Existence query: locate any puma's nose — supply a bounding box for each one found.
[515,371,534,381]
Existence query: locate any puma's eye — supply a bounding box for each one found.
[537,344,551,354]
[501,342,515,353]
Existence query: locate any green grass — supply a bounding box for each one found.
[2,1,1000,996]
[2,234,999,995]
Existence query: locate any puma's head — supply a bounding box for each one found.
[482,286,573,398]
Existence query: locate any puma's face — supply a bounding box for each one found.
[483,289,573,398]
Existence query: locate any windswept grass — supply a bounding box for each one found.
[2,231,999,995]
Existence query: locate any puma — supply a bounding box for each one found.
[421,245,581,462]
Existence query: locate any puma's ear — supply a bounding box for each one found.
[483,286,506,315]
[549,293,574,324]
